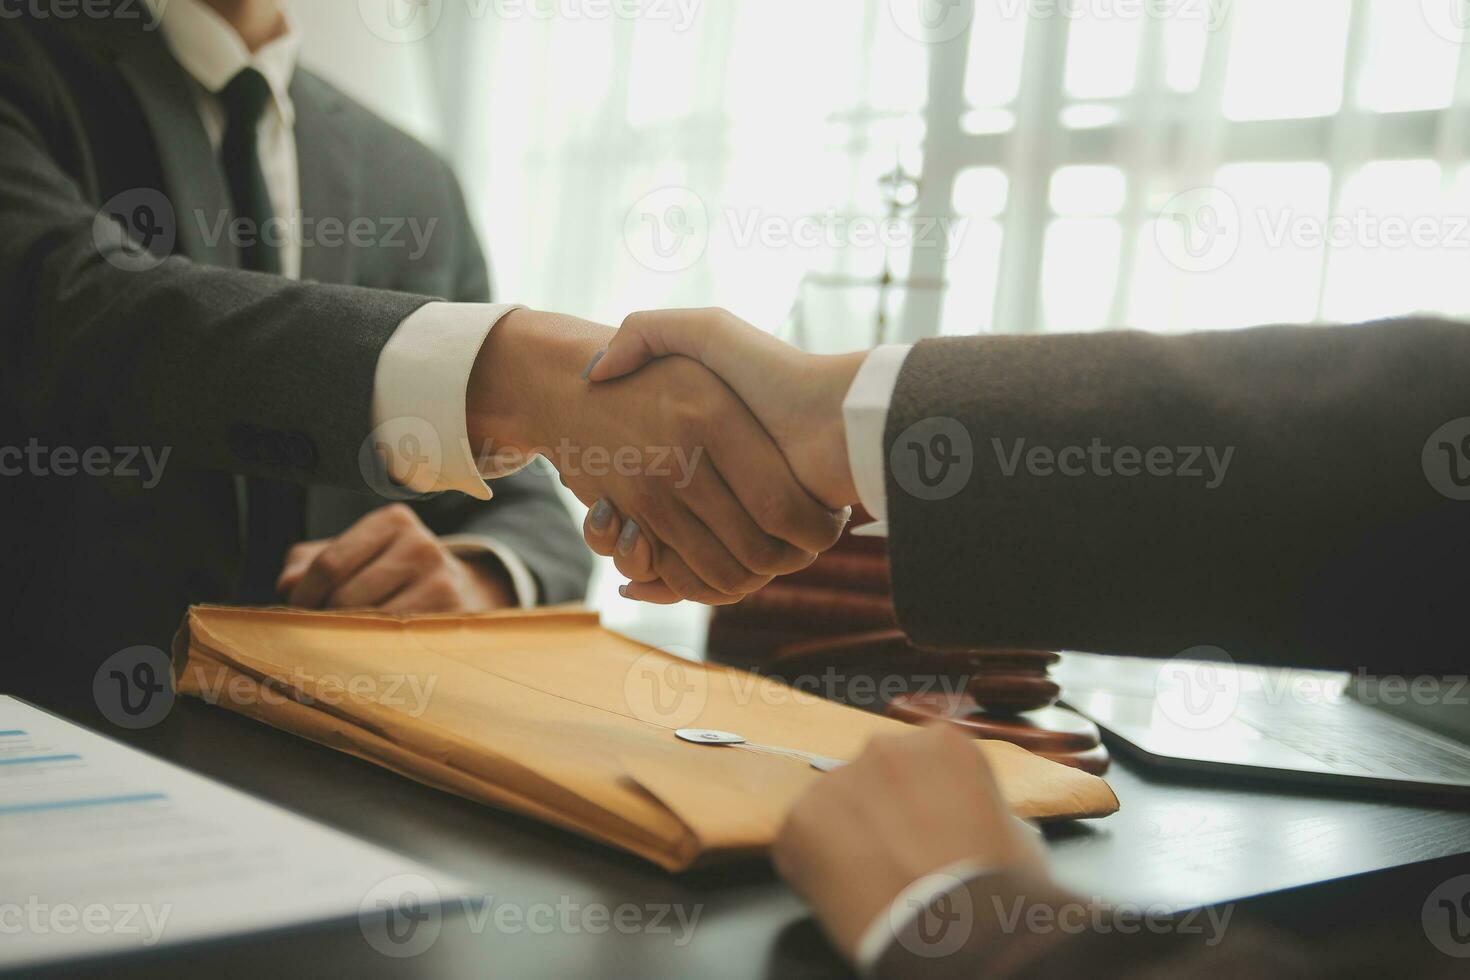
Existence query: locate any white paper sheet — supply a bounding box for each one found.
[0,695,471,969]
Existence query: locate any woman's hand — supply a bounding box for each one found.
[581,308,865,601]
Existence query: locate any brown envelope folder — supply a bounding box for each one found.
[172,605,1119,871]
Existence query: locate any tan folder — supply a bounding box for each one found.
[172,605,1119,871]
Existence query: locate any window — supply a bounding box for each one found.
[918,0,1470,338]
[407,0,1470,351]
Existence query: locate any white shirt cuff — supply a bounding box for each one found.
[441,534,540,609]
[371,302,527,501]
[842,344,913,534]
[853,858,993,977]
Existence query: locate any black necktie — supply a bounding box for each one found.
[221,67,303,602]
[220,68,281,275]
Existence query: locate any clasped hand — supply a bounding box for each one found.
[576,308,868,603]
[466,309,851,604]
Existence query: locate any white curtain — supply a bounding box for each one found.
[293,1,442,145]
[417,0,936,351]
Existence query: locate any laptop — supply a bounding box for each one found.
[1054,652,1470,796]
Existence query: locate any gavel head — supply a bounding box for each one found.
[958,648,1062,714]
[766,631,1063,714]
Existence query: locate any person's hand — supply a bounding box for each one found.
[466,309,847,604]
[275,503,518,613]
[580,308,865,602]
[771,726,1050,963]
[587,308,866,509]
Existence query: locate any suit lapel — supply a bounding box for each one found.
[292,73,362,286]
[115,36,239,269]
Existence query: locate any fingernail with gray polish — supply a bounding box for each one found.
[617,520,641,556]
[618,584,631,599]
[581,349,607,380]
[589,499,613,531]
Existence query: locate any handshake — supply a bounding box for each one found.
[466,307,869,605]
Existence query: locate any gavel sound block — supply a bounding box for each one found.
[765,630,1110,775]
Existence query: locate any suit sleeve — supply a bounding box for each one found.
[0,26,431,492]
[882,322,1470,674]
[871,871,1340,980]
[408,162,592,605]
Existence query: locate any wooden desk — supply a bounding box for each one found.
[18,690,1470,979]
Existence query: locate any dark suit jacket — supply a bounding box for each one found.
[0,9,591,702]
[884,323,1470,675]
[878,325,1470,976]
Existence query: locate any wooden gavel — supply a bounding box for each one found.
[764,630,1109,775]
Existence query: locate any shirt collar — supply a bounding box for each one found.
[144,0,302,126]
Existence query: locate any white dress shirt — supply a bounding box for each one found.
[147,0,537,605]
[853,858,991,976]
[853,818,1046,975]
[841,344,915,537]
